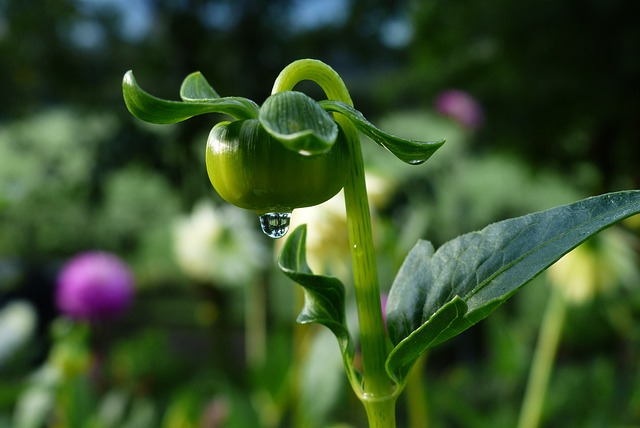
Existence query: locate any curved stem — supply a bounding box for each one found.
[272,59,397,426]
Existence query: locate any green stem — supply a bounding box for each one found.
[406,353,429,428]
[517,286,567,428]
[272,59,397,427]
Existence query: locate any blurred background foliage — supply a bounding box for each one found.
[1,0,639,427]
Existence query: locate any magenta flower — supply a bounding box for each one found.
[434,89,484,130]
[56,251,134,321]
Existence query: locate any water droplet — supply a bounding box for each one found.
[259,212,291,239]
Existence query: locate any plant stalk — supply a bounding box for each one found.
[517,286,567,428]
[272,59,396,427]
[406,353,429,428]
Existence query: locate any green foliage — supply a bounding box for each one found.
[260,91,338,155]
[320,100,445,165]
[278,225,354,363]
[385,191,640,384]
[96,167,180,250]
[124,70,444,166]
[0,110,115,255]
[3,1,640,425]
[179,72,221,101]
[122,71,259,123]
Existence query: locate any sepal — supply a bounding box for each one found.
[122,71,259,124]
[260,91,338,155]
[179,71,220,101]
[319,100,445,164]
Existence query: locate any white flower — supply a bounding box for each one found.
[174,201,267,287]
[0,301,37,366]
[282,172,394,277]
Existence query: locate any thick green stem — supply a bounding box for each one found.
[273,59,397,426]
[342,117,397,423]
[517,287,567,428]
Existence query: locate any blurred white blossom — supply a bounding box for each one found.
[283,172,394,277]
[174,201,267,287]
[0,301,37,366]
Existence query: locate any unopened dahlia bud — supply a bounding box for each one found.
[56,251,134,320]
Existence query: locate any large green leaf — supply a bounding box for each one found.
[122,71,259,124]
[385,190,640,384]
[278,225,360,386]
[260,91,338,155]
[318,100,445,164]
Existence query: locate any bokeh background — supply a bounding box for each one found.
[1,0,640,427]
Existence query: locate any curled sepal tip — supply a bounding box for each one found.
[122,70,259,124]
[180,71,220,101]
[260,91,338,155]
[319,100,445,165]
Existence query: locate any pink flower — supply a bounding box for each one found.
[434,89,484,130]
[56,251,134,321]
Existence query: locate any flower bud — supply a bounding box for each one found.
[205,119,348,214]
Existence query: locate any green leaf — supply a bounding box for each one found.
[122,71,259,124]
[278,225,352,353]
[260,91,338,155]
[179,71,220,101]
[385,190,640,384]
[319,100,445,164]
[278,225,356,376]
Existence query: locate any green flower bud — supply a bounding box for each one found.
[205,118,348,215]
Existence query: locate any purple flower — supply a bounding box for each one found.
[434,89,484,130]
[56,251,134,321]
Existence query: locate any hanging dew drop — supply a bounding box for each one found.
[259,212,291,239]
